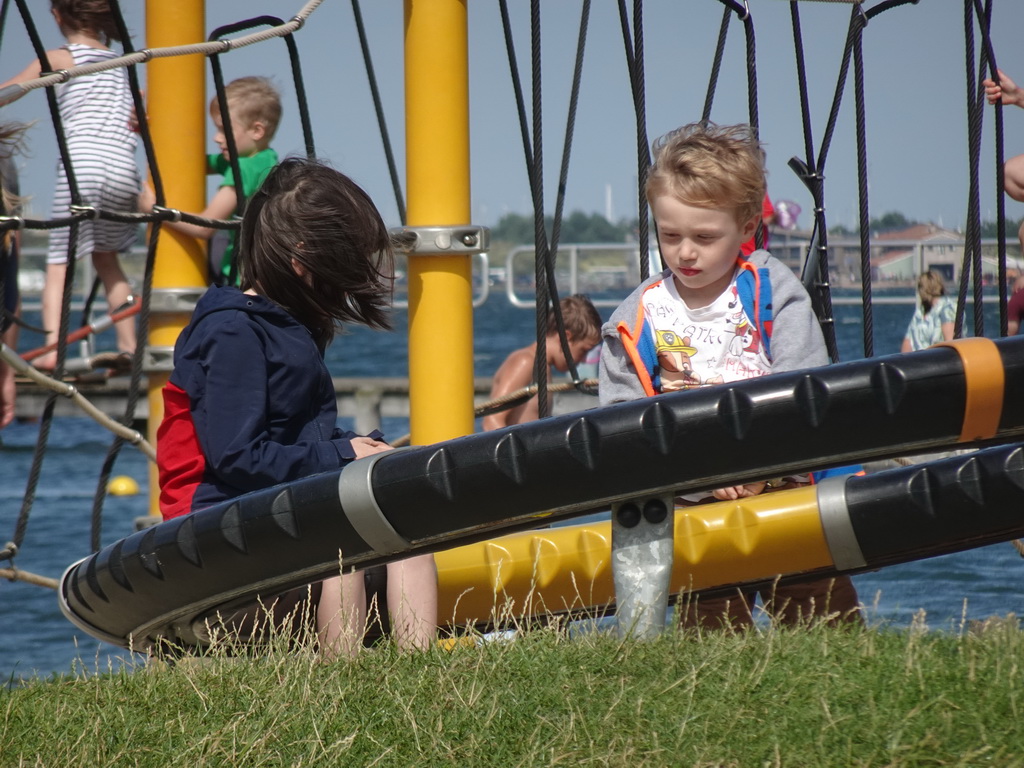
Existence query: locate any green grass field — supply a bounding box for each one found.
[4,615,1024,767]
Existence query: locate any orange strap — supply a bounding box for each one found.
[935,338,1005,442]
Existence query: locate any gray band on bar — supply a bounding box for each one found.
[816,474,867,571]
[337,451,411,555]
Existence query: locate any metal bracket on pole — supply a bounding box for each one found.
[390,225,490,256]
[611,493,675,640]
[147,287,207,314]
[143,345,175,373]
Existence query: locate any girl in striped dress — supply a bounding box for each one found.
[1,0,140,370]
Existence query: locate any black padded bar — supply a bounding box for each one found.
[845,443,1024,567]
[59,337,1024,649]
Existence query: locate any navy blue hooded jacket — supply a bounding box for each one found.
[157,285,365,519]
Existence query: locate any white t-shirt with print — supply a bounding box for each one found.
[642,273,771,392]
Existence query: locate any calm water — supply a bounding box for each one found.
[2,294,1021,683]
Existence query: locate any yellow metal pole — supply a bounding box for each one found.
[404,0,474,445]
[144,0,207,517]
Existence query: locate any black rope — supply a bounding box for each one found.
[545,0,595,397]
[528,0,550,419]
[351,0,405,225]
[84,0,163,552]
[702,6,731,124]
[852,22,874,358]
[740,6,762,250]
[973,0,1007,336]
[955,0,985,339]
[5,0,87,560]
[616,0,651,284]
[498,1,596,418]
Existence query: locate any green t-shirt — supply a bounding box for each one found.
[207,147,279,281]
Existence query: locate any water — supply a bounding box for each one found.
[3,294,1021,683]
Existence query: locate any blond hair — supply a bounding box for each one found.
[916,271,946,314]
[211,76,282,141]
[646,122,766,225]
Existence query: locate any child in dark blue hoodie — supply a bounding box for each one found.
[157,157,437,657]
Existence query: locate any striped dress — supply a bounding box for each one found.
[47,43,141,265]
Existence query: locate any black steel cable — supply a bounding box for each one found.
[351,0,404,225]
[702,6,731,124]
[615,0,651,283]
[973,0,1007,336]
[852,28,874,358]
[545,0,595,396]
[528,0,551,419]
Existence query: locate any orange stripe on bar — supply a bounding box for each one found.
[935,338,1005,442]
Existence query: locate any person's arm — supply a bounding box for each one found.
[984,69,1024,109]
[139,181,237,242]
[900,336,913,353]
[1,49,74,90]
[191,317,361,492]
[939,297,956,342]
[482,347,534,430]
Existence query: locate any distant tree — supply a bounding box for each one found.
[828,211,921,237]
[491,212,536,244]
[829,223,855,237]
[979,218,1024,238]
[491,210,636,244]
[870,211,916,233]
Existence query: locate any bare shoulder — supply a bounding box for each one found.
[45,48,75,71]
[490,345,536,395]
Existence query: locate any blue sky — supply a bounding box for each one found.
[2,0,1023,234]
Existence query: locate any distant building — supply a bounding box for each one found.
[870,224,963,283]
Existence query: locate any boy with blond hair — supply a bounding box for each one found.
[483,294,602,430]
[141,76,281,284]
[599,121,859,630]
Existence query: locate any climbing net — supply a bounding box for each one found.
[0,0,1016,588]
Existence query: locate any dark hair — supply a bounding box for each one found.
[238,157,395,348]
[547,294,601,340]
[51,0,121,43]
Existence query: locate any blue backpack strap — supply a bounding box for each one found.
[735,262,773,360]
[812,464,864,484]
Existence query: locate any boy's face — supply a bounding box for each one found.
[652,195,758,308]
[552,332,600,373]
[211,103,266,159]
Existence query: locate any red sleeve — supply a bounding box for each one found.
[156,382,205,520]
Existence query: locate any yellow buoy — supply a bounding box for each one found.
[108,476,140,497]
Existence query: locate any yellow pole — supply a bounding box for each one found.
[144,0,207,517]
[404,0,474,445]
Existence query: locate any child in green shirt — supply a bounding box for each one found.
[140,76,280,284]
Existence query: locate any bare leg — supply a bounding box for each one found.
[1017,219,1024,261]
[386,553,437,651]
[35,262,69,371]
[91,250,136,355]
[317,572,366,660]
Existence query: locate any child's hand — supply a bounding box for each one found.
[712,481,767,501]
[984,69,1023,107]
[138,182,156,213]
[351,436,392,459]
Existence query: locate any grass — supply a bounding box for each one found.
[3,614,1024,767]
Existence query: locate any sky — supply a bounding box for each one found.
[1,0,1023,235]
